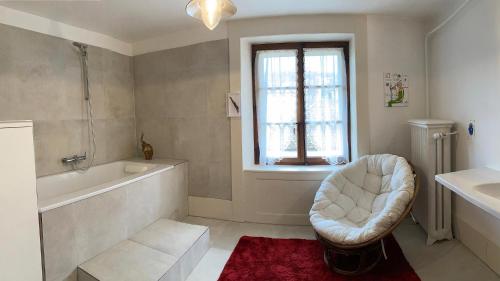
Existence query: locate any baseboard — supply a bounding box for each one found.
[188,196,235,221]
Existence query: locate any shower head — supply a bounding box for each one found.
[73,41,87,48]
[73,41,88,56]
[74,41,90,101]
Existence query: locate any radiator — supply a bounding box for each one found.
[408,119,455,245]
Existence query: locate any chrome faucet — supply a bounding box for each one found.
[62,153,87,165]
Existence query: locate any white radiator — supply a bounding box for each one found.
[408,119,455,245]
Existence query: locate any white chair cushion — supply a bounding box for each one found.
[309,154,415,245]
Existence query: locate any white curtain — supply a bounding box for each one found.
[255,50,298,165]
[255,48,348,165]
[304,48,349,164]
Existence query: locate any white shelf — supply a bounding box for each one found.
[0,120,33,129]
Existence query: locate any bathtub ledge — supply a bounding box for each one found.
[38,163,175,213]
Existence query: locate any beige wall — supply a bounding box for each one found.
[430,0,500,170]
[367,15,427,159]
[225,14,427,221]
[134,40,232,200]
[0,14,428,209]
[428,0,500,273]
[0,23,136,177]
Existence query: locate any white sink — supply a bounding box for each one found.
[436,168,500,220]
[475,183,500,199]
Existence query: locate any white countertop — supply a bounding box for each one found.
[436,168,500,220]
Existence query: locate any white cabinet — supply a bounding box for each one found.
[0,121,43,281]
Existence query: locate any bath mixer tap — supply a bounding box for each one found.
[62,153,87,164]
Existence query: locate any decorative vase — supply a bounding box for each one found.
[140,133,154,160]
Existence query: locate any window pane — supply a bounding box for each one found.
[256,50,298,163]
[304,48,348,161]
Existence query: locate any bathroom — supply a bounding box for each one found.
[0,0,499,280]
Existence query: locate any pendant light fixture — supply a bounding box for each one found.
[186,0,237,30]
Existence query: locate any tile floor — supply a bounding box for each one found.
[184,216,500,281]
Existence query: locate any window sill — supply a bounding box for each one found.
[244,164,343,174]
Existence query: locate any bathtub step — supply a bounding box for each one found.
[77,219,210,281]
[77,240,176,281]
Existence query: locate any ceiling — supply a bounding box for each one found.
[0,0,455,43]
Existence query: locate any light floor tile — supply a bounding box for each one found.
[185,216,500,281]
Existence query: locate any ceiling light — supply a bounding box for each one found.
[186,0,237,30]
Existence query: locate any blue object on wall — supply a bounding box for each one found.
[468,122,474,136]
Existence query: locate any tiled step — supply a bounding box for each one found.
[77,240,177,281]
[130,219,210,280]
[78,219,210,281]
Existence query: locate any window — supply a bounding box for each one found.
[252,42,351,165]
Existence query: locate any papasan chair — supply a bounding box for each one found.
[310,154,418,275]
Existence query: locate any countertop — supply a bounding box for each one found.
[436,167,500,220]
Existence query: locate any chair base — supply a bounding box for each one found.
[322,239,383,276]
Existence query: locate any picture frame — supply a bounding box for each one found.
[384,73,409,107]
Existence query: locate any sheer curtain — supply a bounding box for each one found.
[255,50,298,165]
[255,48,348,165]
[304,48,349,164]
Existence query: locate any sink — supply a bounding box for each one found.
[436,168,500,220]
[475,183,500,199]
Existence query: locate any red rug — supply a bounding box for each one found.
[218,235,420,281]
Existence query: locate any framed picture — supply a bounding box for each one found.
[227,93,241,117]
[384,73,409,107]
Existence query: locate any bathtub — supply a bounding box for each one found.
[37,158,189,281]
[37,160,174,213]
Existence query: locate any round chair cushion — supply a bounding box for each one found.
[310,154,415,245]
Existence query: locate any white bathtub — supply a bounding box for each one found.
[38,159,188,281]
[36,160,174,213]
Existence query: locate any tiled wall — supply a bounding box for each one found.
[0,24,231,200]
[0,24,137,176]
[134,40,231,200]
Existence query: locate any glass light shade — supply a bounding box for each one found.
[186,0,237,30]
[200,0,222,30]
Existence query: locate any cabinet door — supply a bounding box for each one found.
[0,125,43,281]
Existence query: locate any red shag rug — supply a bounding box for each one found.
[218,235,420,281]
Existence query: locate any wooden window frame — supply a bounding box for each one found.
[252,41,351,166]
